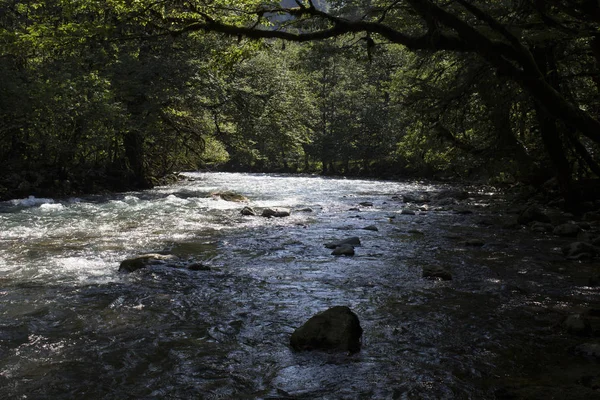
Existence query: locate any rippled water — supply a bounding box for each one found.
[0,172,599,399]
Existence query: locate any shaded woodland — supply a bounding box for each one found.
[1,1,599,207]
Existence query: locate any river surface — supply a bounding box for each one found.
[0,172,599,399]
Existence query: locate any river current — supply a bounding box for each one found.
[0,172,599,399]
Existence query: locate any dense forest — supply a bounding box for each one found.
[1,1,599,206]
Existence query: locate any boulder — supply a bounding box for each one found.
[119,253,180,273]
[262,208,291,218]
[324,237,361,249]
[212,191,248,202]
[331,244,355,256]
[400,209,416,215]
[359,201,373,207]
[362,225,379,231]
[240,206,256,216]
[517,206,551,225]
[553,223,581,237]
[422,265,452,281]
[290,306,363,353]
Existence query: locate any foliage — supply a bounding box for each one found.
[1,0,599,203]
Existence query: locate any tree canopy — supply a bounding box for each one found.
[1,0,599,205]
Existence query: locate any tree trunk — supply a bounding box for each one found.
[532,45,578,208]
[123,131,150,188]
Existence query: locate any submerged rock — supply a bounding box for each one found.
[359,201,373,207]
[262,207,291,218]
[400,209,416,215]
[362,225,378,232]
[562,314,592,336]
[331,244,355,256]
[119,254,179,273]
[290,306,363,353]
[422,265,452,281]
[324,237,361,249]
[187,262,211,271]
[212,191,248,202]
[575,342,600,360]
[464,239,485,247]
[530,222,554,233]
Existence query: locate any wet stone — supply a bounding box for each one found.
[290,306,363,353]
[362,225,378,231]
[562,242,600,258]
[187,262,211,271]
[262,208,291,218]
[331,244,355,256]
[464,239,485,247]
[240,206,256,216]
[434,189,469,201]
[530,222,554,233]
[401,209,416,215]
[212,191,248,202]
[359,201,373,207]
[324,237,361,249]
[562,314,592,336]
[553,223,581,237]
[518,206,551,225]
[119,253,180,273]
[576,342,600,360]
[454,208,473,215]
[402,193,430,204]
[422,265,452,281]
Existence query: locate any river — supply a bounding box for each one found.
[0,172,598,399]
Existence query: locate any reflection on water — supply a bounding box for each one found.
[0,172,598,399]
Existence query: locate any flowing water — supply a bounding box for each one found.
[0,172,599,399]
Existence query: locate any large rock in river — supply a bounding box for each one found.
[240,206,256,216]
[324,237,361,249]
[119,253,180,273]
[290,306,363,353]
[262,208,291,218]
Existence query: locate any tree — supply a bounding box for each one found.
[150,0,600,203]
